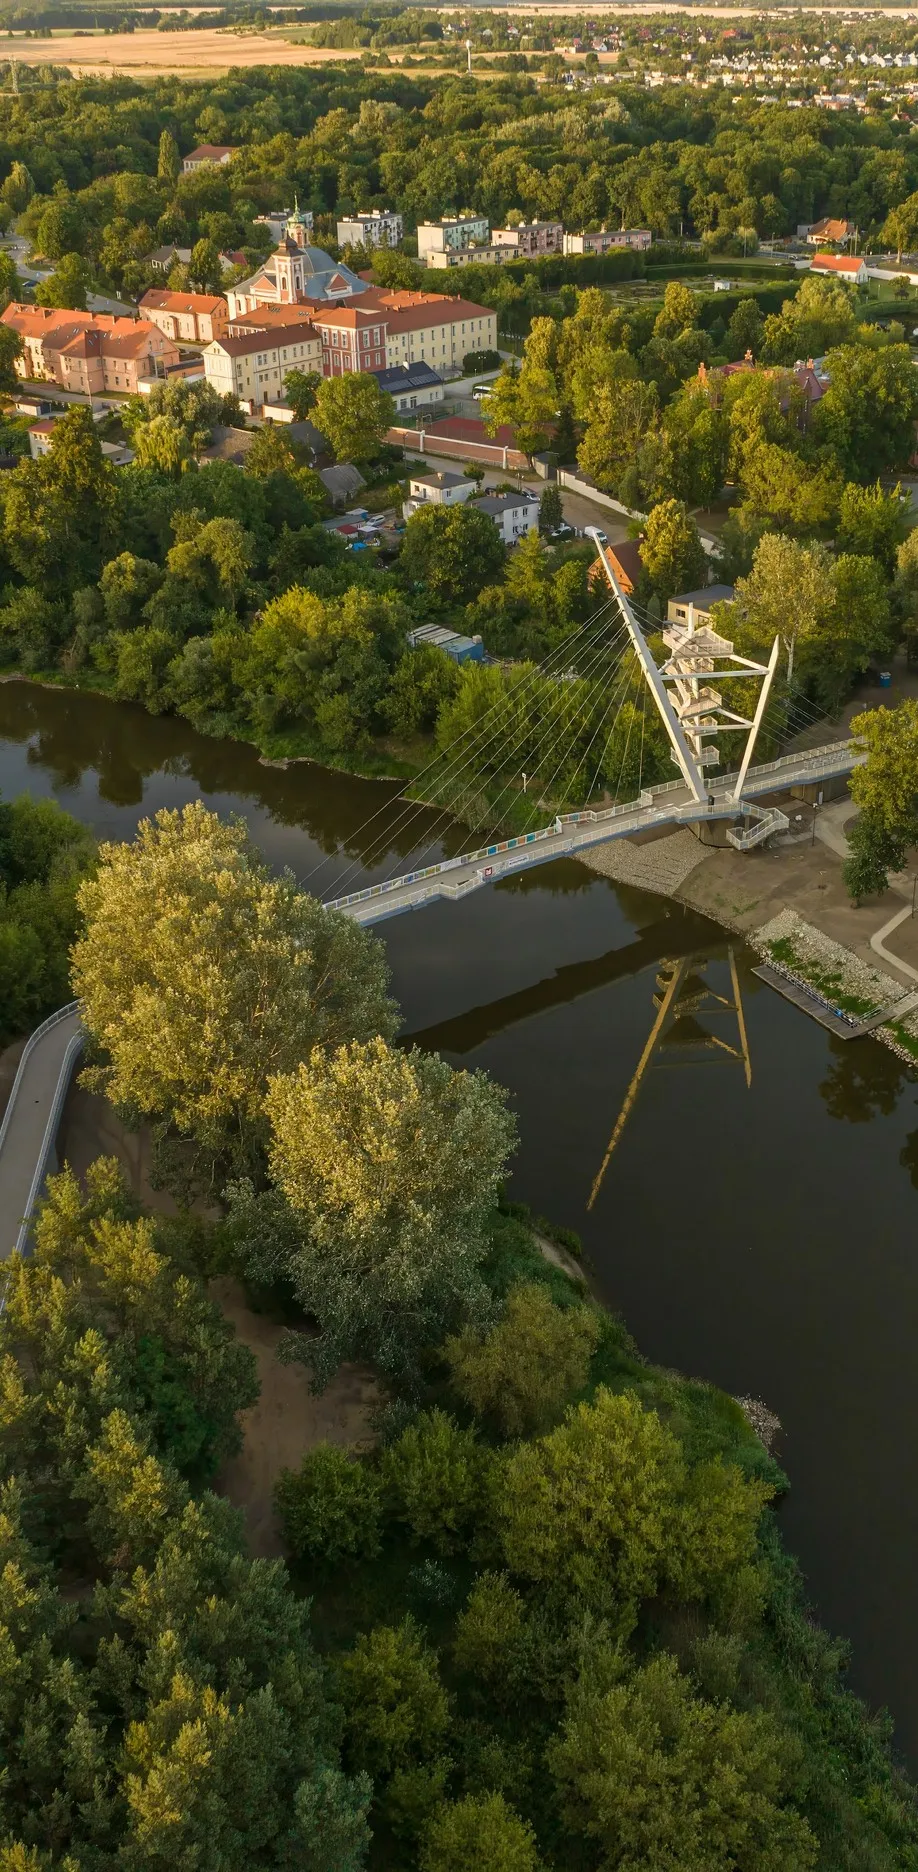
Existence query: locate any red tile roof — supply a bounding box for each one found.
[139,289,227,316]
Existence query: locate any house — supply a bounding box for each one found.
[1,304,179,394]
[197,424,257,466]
[28,418,133,464]
[181,144,235,173]
[403,470,475,517]
[809,253,866,283]
[319,462,366,508]
[491,220,564,256]
[417,215,490,263]
[591,539,644,594]
[470,490,539,545]
[145,245,192,273]
[406,622,485,664]
[371,360,444,414]
[336,210,404,249]
[666,585,735,627]
[563,228,652,255]
[139,290,228,345]
[805,217,852,245]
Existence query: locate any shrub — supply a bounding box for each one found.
[383,1409,493,1553]
[446,1283,600,1436]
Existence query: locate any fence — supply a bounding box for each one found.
[386,426,529,471]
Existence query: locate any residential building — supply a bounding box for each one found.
[28,418,133,464]
[372,290,497,373]
[182,144,235,172]
[319,462,366,508]
[470,489,539,544]
[417,215,490,261]
[1,304,179,394]
[809,253,867,283]
[308,302,389,376]
[336,209,404,249]
[563,227,652,255]
[666,585,735,627]
[426,246,509,269]
[589,538,644,594]
[371,360,444,414]
[146,244,192,273]
[138,290,228,345]
[805,216,852,244]
[406,622,484,664]
[403,470,475,517]
[492,219,563,256]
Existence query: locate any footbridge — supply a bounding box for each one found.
[329,534,861,928]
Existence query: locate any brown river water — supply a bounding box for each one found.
[3,678,918,1761]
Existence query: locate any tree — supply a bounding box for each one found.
[235,583,402,749]
[0,319,21,391]
[420,1794,542,1872]
[340,1618,450,1779]
[578,378,660,497]
[382,1410,493,1553]
[384,643,460,738]
[738,440,842,537]
[641,499,707,604]
[483,360,558,464]
[497,1388,685,1615]
[726,296,765,361]
[1,161,33,215]
[274,1445,382,1565]
[538,484,563,536]
[262,1037,516,1381]
[447,1284,600,1436]
[72,802,396,1180]
[815,343,918,482]
[762,275,855,366]
[883,191,918,262]
[312,373,395,463]
[33,252,88,311]
[4,406,118,593]
[132,414,194,477]
[34,196,85,261]
[734,533,836,683]
[399,503,506,607]
[284,367,322,421]
[843,812,907,903]
[549,1651,817,1870]
[653,280,697,340]
[188,236,222,293]
[837,480,909,573]
[849,698,918,837]
[157,129,180,186]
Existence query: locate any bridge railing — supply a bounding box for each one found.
[326,738,857,913]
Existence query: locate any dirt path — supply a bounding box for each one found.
[55,1083,382,1556]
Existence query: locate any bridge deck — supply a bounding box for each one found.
[330,739,860,927]
[0,1003,82,1257]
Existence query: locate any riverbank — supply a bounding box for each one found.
[581,809,918,1063]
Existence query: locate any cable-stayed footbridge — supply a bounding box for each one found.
[324,534,862,928]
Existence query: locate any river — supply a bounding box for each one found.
[4,678,918,1762]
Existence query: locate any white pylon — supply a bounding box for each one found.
[585,529,780,804]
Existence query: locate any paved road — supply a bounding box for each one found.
[0,1003,82,1258]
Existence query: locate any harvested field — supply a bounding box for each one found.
[1,29,463,77]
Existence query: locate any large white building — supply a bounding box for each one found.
[336,209,404,249]
[202,289,497,414]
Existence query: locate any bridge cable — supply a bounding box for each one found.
[502,651,649,848]
[382,620,639,885]
[308,594,626,899]
[336,610,632,899]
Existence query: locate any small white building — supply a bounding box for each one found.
[403,470,476,517]
[336,209,404,249]
[471,490,539,544]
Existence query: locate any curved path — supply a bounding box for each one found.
[0,1002,83,1257]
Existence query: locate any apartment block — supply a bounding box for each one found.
[563,228,652,254]
[492,220,564,256]
[416,215,490,260]
[336,209,404,249]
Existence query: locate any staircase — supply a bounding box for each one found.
[726,805,789,852]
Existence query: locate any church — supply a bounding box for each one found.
[226,204,368,318]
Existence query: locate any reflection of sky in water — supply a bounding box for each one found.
[6,680,918,1763]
